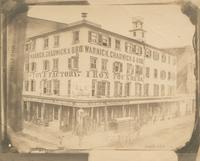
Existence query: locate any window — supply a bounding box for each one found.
[53,58,59,71]
[68,80,71,96]
[173,57,176,65]
[47,80,51,94]
[154,69,158,78]
[24,63,29,72]
[153,51,159,60]
[44,37,49,49]
[127,63,134,75]
[25,42,31,52]
[146,67,150,78]
[96,81,110,97]
[30,80,36,92]
[30,62,36,72]
[92,79,97,96]
[43,80,47,94]
[101,59,108,71]
[102,35,110,47]
[168,72,171,80]
[125,82,131,97]
[53,80,60,95]
[107,82,110,97]
[113,62,123,73]
[43,60,50,71]
[115,39,121,50]
[90,56,97,70]
[145,48,152,58]
[24,80,29,91]
[135,65,143,75]
[114,81,123,97]
[125,42,135,54]
[54,35,60,47]
[153,84,159,96]
[89,31,98,43]
[161,84,165,96]
[88,31,111,47]
[136,46,142,55]
[68,56,78,69]
[97,81,106,97]
[168,55,171,64]
[133,32,136,37]
[73,31,79,43]
[160,70,166,80]
[42,80,51,94]
[31,40,36,51]
[135,83,142,96]
[162,54,166,63]
[144,83,149,96]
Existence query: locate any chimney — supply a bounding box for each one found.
[81,12,88,20]
[129,17,146,42]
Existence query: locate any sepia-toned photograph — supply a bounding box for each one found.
[1,0,200,160]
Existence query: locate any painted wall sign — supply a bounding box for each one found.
[29,45,144,64]
[28,71,81,78]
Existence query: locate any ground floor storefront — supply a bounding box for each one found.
[22,96,195,134]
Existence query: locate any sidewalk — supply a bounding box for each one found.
[14,114,195,151]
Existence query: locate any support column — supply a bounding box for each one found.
[27,101,31,122]
[36,103,39,119]
[41,103,45,122]
[90,107,93,120]
[52,105,55,121]
[128,106,131,117]
[104,106,108,130]
[111,107,114,119]
[137,104,140,119]
[72,107,76,131]
[122,105,126,117]
[58,106,62,129]
[96,107,100,125]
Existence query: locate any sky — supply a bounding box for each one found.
[28,4,195,48]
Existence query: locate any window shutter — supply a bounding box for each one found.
[120,83,122,96]
[113,62,116,72]
[68,58,72,69]
[88,31,92,42]
[120,63,123,72]
[98,34,102,45]
[49,80,51,94]
[108,37,111,47]
[33,80,36,91]
[107,82,110,97]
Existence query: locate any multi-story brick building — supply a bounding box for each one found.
[22,15,186,132]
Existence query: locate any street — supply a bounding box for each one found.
[9,114,195,152]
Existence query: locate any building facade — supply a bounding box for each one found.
[22,18,193,132]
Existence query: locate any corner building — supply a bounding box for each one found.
[22,19,189,132]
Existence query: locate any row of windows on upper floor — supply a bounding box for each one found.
[24,78,175,98]
[25,30,176,65]
[24,79,71,96]
[92,81,175,97]
[25,57,175,81]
